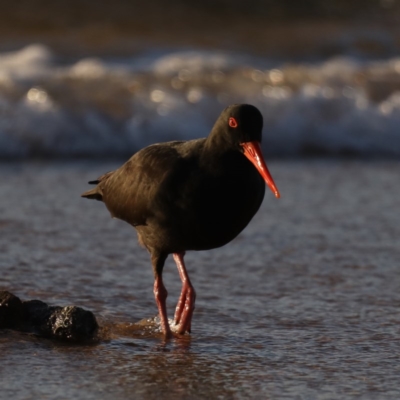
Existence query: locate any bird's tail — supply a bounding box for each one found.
[81,187,103,201]
[81,171,114,201]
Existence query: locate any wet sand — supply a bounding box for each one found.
[1,160,400,399]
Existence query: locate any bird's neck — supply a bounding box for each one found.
[204,124,235,155]
[200,133,242,174]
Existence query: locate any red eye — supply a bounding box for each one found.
[229,117,238,128]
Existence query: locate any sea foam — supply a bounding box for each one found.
[0,45,399,158]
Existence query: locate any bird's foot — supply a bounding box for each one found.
[173,302,195,335]
[170,320,190,335]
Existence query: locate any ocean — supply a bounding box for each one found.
[0,42,400,159]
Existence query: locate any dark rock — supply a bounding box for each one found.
[0,291,23,328]
[48,306,98,341]
[22,300,60,335]
[0,291,98,342]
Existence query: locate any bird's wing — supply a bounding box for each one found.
[98,141,193,226]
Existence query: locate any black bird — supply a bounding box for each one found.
[82,104,280,337]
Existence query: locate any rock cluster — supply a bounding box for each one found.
[0,291,98,342]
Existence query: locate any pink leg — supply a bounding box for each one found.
[173,254,187,324]
[153,275,172,337]
[172,252,196,334]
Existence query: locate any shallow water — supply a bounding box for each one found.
[1,160,400,399]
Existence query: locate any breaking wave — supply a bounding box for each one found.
[0,44,400,158]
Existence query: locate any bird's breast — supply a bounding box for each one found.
[171,159,266,250]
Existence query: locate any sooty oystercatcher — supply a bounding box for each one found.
[82,104,280,337]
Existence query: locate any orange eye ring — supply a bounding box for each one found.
[229,117,238,128]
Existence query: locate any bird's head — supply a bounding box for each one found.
[212,104,280,199]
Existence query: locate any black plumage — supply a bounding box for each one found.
[82,104,279,337]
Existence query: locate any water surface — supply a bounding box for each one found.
[1,160,400,399]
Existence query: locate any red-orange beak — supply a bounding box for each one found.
[241,141,280,198]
